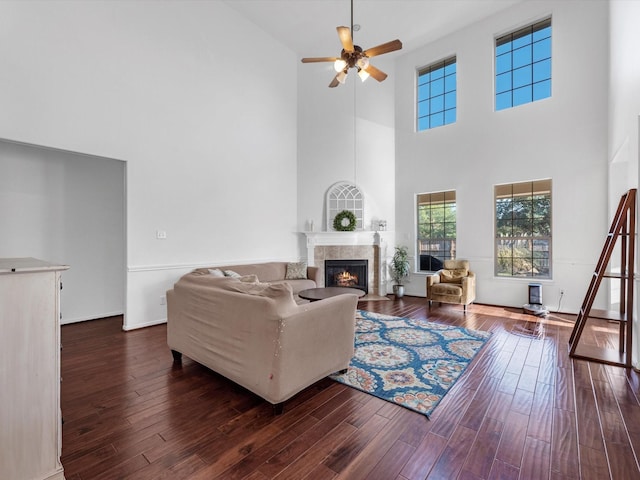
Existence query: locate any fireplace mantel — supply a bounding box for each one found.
[303,231,393,261]
[302,231,394,296]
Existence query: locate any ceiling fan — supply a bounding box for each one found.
[301,0,403,88]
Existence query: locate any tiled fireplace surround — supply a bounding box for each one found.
[304,231,393,297]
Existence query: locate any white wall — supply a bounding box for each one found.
[394,0,610,312]
[0,140,125,323]
[609,0,640,368]
[0,1,299,329]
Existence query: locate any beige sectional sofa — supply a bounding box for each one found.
[166,262,358,412]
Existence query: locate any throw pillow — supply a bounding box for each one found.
[285,262,307,280]
[208,268,225,277]
[440,268,468,283]
[223,270,242,278]
[239,274,259,283]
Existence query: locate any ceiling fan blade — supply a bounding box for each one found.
[329,75,341,88]
[301,56,339,63]
[364,64,388,82]
[363,39,403,58]
[337,26,354,53]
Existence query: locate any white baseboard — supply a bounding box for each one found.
[122,317,167,331]
[61,311,124,325]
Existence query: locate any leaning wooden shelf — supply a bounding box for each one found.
[568,188,635,368]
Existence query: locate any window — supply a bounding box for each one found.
[495,179,552,278]
[326,182,364,231]
[417,191,456,271]
[495,18,551,111]
[417,57,457,131]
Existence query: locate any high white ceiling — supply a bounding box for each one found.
[224,0,523,59]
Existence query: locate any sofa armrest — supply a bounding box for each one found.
[270,294,358,400]
[425,273,440,299]
[461,271,475,288]
[307,266,321,284]
[426,273,441,286]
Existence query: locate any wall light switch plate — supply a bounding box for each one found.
[156,230,167,239]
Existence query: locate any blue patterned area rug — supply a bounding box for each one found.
[331,310,492,417]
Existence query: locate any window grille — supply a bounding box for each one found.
[495,179,552,278]
[417,190,456,271]
[495,18,552,111]
[417,56,457,131]
[326,182,364,231]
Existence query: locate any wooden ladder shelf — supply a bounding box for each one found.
[568,188,636,367]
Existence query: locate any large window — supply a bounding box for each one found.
[417,191,456,271]
[495,18,551,111]
[495,180,552,278]
[417,57,457,131]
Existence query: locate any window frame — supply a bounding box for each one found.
[494,179,552,279]
[326,182,364,231]
[416,56,457,131]
[494,17,552,111]
[417,190,457,272]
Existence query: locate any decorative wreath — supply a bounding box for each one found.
[333,210,357,231]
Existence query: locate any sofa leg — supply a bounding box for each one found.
[171,349,182,363]
[338,368,348,375]
[273,402,285,415]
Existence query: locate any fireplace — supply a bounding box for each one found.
[325,259,368,294]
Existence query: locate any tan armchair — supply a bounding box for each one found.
[426,259,476,312]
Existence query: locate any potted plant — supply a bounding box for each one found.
[390,245,410,298]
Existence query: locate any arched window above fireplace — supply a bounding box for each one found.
[326,181,364,231]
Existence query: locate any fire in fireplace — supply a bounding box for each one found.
[325,259,368,294]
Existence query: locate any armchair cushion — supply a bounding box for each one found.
[439,268,468,283]
[432,283,463,296]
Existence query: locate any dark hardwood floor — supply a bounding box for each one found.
[60,297,640,479]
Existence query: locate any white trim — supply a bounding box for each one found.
[127,257,297,273]
[42,468,65,480]
[122,317,166,331]
[128,263,209,273]
[62,311,124,325]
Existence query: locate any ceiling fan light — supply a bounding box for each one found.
[336,70,348,84]
[334,59,347,72]
[356,57,369,69]
[357,68,370,82]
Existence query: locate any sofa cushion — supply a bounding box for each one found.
[439,268,468,283]
[213,263,286,282]
[218,278,298,314]
[285,262,307,280]
[270,278,316,295]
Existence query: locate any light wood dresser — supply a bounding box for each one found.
[0,258,68,480]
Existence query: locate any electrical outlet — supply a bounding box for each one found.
[160,295,166,305]
[560,289,565,296]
